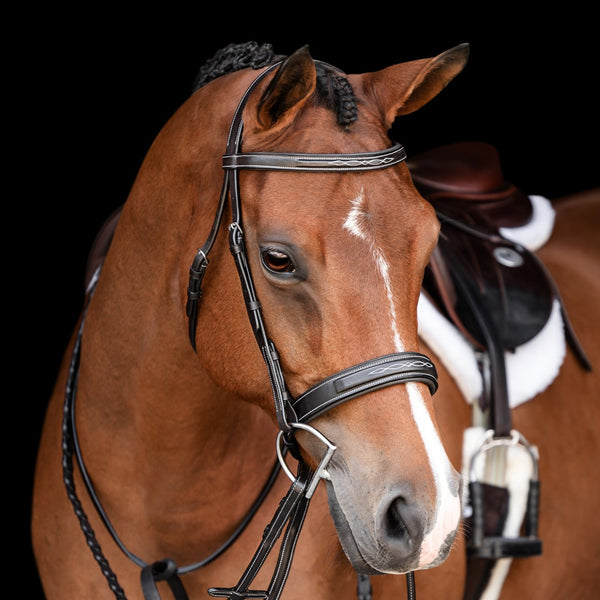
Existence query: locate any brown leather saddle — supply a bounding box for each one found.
[411,141,552,354]
[411,142,592,600]
[411,141,589,421]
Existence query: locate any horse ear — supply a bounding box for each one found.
[363,43,470,127]
[256,45,317,129]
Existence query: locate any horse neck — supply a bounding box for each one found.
[73,85,278,552]
[75,215,277,557]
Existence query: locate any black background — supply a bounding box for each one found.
[16,8,597,598]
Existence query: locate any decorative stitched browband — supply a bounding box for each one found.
[222,143,407,171]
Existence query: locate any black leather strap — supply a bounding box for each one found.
[208,462,313,600]
[223,143,406,172]
[186,178,230,351]
[141,560,190,600]
[443,254,512,437]
[290,353,438,423]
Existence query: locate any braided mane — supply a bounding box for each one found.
[193,42,358,128]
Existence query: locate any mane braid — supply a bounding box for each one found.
[315,63,358,128]
[193,43,359,128]
[192,42,283,91]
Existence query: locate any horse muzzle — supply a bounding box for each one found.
[324,454,462,575]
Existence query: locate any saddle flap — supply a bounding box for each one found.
[429,231,553,350]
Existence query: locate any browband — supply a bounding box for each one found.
[223,143,407,172]
[289,353,438,423]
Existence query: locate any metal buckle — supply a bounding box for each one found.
[276,423,336,499]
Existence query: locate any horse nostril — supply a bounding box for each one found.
[380,492,426,558]
[385,496,410,540]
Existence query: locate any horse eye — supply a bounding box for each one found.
[261,248,295,274]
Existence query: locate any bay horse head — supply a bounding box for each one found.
[182,43,469,575]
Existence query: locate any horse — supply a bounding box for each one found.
[32,42,471,600]
[31,40,599,600]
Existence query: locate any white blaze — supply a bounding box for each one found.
[343,190,404,351]
[407,383,461,566]
[343,189,460,567]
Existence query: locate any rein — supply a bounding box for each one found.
[62,282,285,600]
[63,60,439,600]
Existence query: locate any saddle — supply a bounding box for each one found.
[411,141,553,354]
[412,141,589,414]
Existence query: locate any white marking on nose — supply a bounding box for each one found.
[407,383,461,567]
[343,189,404,352]
[344,190,459,567]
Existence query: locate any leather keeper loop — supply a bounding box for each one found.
[189,265,206,283]
[187,288,202,302]
[151,559,178,581]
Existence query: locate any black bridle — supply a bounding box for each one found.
[64,60,439,600]
[186,61,436,431]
